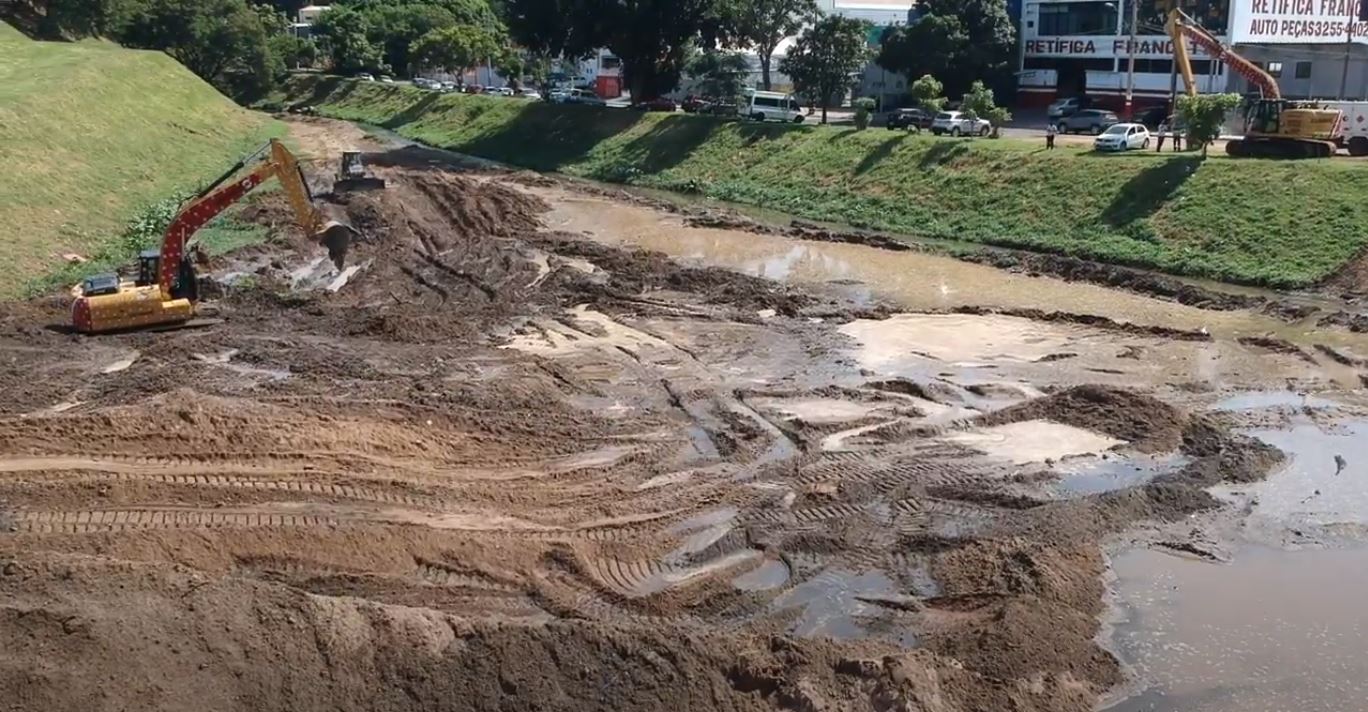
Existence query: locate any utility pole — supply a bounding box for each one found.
[1124,0,1138,119]
[1341,7,1356,99]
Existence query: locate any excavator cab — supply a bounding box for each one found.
[136,249,198,300]
[334,151,386,192]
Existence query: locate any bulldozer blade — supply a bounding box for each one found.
[319,221,358,271]
[333,177,387,192]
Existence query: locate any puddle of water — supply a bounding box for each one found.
[840,314,1081,371]
[1054,452,1189,496]
[751,396,885,424]
[772,569,914,644]
[1107,545,1368,712]
[1214,391,1338,411]
[732,558,792,592]
[1212,423,1368,542]
[939,420,1123,465]
[545,193,1368,356]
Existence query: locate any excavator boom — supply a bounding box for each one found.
[73,140,356,333]
[1165,8,1339,158]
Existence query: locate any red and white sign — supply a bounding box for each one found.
[1024,37,1216,58]
[1231,0,1368,43]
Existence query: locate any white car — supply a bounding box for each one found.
[1047,96,1085,118]
[356,73,374,82]
[930,111,991,137]
[495,86,515,97]
[378,75,394,84]
[1094,122,1151,151]
[519,88,542,100]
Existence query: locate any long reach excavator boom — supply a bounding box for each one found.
[72,140,356,333]
[1165,8,1340,158]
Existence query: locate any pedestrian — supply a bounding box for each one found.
[1172,126,1183,152]
[1155,120,1168,152]
[1045,122,1057,150]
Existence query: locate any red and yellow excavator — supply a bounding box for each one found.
[72,139,359,333]
[1167,8,1342,158]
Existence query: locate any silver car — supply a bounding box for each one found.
[1056,109,1119,135]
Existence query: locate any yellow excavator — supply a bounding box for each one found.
[1167,8,1342,158]
[72,140,358,334]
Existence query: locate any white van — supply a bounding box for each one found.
[741,91,803,123]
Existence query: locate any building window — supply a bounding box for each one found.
[1024,56,1116,72]
[1267,61,1283,77]
[1038,2,1118,36]
[1132,58,1173,73]
[1295,61,1312,79]
[601,56,622,70]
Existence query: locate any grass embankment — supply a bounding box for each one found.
[271,74,1368,288]
[0,22,282,296]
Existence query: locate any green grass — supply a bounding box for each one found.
[269,74,1368,288]
[0,22,282,296]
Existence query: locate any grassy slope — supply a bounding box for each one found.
[0,22,281,295]
[272,74,1368,288]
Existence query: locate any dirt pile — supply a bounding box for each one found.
[975,385,1187,452]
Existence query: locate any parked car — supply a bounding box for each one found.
[378,75,394,83]
[681,95,713,113]
[356,72,375,82]
[566,88,606,106]
[463,84,482,94]
[930,111,991,136]
[1056,109,1119,135]
[519,88,542,99]
[631,97,678,112]
[740,90,803,122]
[1093,122,1151,151]
[1047,96,1089,118]
[492,86,515,96]
[546,88,570,102]
[886,107,934,131]
[441,81,459,92]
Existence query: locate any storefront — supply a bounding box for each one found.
[1017,0,1229,108]
[1227,0,1368,99]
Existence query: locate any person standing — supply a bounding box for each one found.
[1172,124,1183,152]
[1045,122,1057,150]
[1155,120,1168,152]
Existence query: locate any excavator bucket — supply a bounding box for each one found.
[318,220,357,270]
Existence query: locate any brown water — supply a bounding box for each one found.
[1107,545,1368,712]
[542,190,1368,389]
[543,191,1368,355]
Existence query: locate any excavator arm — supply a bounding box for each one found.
[158,139,351,294]
[1166,8,1280,99]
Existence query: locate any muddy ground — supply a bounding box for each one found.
[1,118,1365,712]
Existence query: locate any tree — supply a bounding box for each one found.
[270,33,319,70]
[505,0,724,100]
[33,0,124,38]
[875,0,1013,99]
[722,0,817,91]
[778,15,869,124]
[1177,93,1241,157]
[686,50,750,102]
[908,74,946,113]
[958,80,1010,136]
[313,4,385,73]
[117,0,279,100]
[877,16,966,92]
[410,24,501,83]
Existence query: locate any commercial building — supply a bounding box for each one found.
[1226,1,1368,99]
[1018,0,1368,107]
[1017,0,1230,108]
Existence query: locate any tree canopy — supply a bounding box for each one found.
[410,24,501,80]
[876,0,1014,99]
[506,0,730,99]
[686,50,750,101]
[779,14,869,124]
[721,0,817,90]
